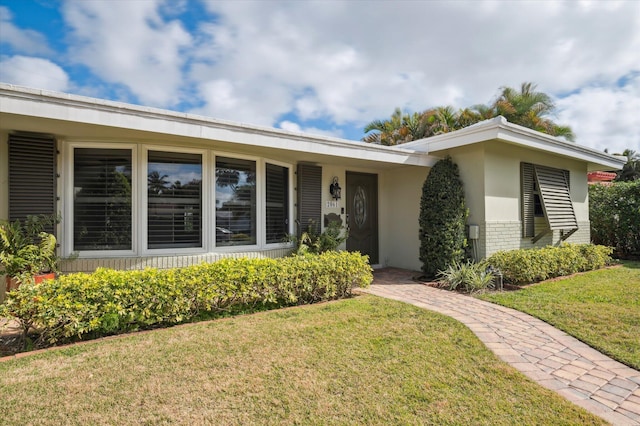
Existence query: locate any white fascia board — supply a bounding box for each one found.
[493,123,626,171]
[403,116,626,171]
[0,84,437,167]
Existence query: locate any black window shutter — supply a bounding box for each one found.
[296,164,322,236]
[521,162,535,238]
[266,163,289,243]
[8,133,57,233]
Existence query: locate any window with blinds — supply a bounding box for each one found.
[215,157,256,246]
[147,151,202,249]
[265,163,289,243]
[74,148,132,250]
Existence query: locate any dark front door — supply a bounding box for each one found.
[346,172,378,264]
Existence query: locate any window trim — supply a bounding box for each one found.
[212,151,262,250]
[61,142,295,257]
[64,142,138,258]
[263,159,294,247]
[141,145,208,256]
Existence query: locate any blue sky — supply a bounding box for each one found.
[1,0,639,153]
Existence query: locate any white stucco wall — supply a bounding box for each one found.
[483,141,588,222]
[379,165,429,271]
[320,164,347,236]
[442,141,591,259]
[448,144,486,225]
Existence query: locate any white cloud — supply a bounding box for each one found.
[557,75,640,153]
[62,0,192,107]
[278,120,344,139]
[4,1,639,151]
[0,55,69,92]
[188,0,640,148]
[0,6,52,55]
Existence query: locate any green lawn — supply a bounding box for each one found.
[479,261,640,370]
[0,295,603,425]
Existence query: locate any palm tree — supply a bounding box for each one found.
[492,82,575,141]
[615,149,640,181]
[148,171,169,195]
[470,103,496,121]
[457,107,484,128]
[362,82,575,144]
[425,106,479,135]
[403,111,431,141]
[363,108,428,145]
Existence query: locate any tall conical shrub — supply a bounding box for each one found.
[419,157,468,278]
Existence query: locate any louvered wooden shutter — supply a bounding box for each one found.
[266,163,289,243]
[534,165,578,231]
[521,162,535,238]
[296,164,322,236]
[8,134,57,233]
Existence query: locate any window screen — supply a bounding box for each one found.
[148,151,202,249]
[74,148,132,250]
[215,157,256,246]
[265,163,289,243]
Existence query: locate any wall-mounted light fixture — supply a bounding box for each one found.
[329,176,341,200]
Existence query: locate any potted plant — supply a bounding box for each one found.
[1,215,59,292]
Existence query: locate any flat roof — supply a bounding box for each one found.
[0,84,626,171]
[402,116,626,171]
[0,83,437,168]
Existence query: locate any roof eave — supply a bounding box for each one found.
[0,83,438,168]
[404,116,626,171]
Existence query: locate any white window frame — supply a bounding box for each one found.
[263,158,294,247]
[61,143,296,257]
[64,142,138,258]
[212,151,262,251]
[141,145,209,256]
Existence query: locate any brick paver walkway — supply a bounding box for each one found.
[360,268,640,426]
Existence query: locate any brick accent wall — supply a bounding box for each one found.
[473,221,591,259]
[59,248,293,273]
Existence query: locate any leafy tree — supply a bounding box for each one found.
[589,181,640,258]
[419,157,468,278]
[615,149,640,182]
[363,82,574,144]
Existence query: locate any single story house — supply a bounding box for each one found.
[0,83,625,293]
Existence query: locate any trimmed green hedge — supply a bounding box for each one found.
[486,244,612,286]
[0,252,372,347]
[419,157,468,278]
[589,181,640,258]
